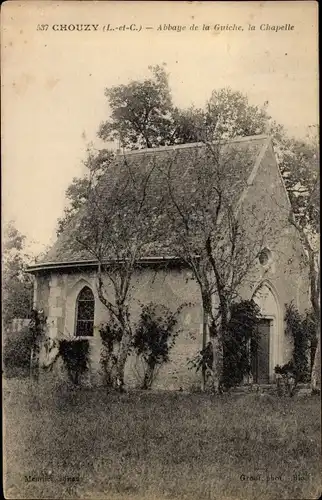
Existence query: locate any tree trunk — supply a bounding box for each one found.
[201,307,208,391]
[142,361,156,390]
[102,352,118,388]
[209,334,223,393]
[210,300,231,394]
[289,218,320,394]
[200,290,226,393]
[207,308,225,394]
[311,328,321,392]
[30,346,40,382]
[310,265,320,393]
[115,329,132,391]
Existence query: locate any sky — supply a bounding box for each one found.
[2,1,318,256]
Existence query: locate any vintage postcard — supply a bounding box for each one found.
[2,1,320,499]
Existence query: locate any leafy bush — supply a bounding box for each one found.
[284,303,316,383]
[59,339,90,385]
[132,302,185,389]
[274,361,297,396]
[3,327,33,377]
[222,300,261,388]
[301,309,318,374]
[188,300,261,390]
[3,311,48,380]
[275,360,296,376]
[99,316,123,388]
[3,222,34,328]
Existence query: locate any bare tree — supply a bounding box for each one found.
[73,150,159,390]
[289,207,320,392]
[285,130,320,392]
[162,139,283,392]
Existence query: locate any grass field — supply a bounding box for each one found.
[3,379,321,500]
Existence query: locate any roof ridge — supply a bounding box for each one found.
[117,134,270,156]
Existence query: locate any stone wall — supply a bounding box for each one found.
[34,267,203,390]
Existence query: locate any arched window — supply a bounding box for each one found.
[75,286,95,337]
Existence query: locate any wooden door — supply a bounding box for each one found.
[251,319,271,384]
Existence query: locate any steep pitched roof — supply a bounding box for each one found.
[30,135,271,271]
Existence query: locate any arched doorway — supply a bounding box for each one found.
[253,282,283,383]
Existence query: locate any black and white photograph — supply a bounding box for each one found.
[2,1,320,499]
